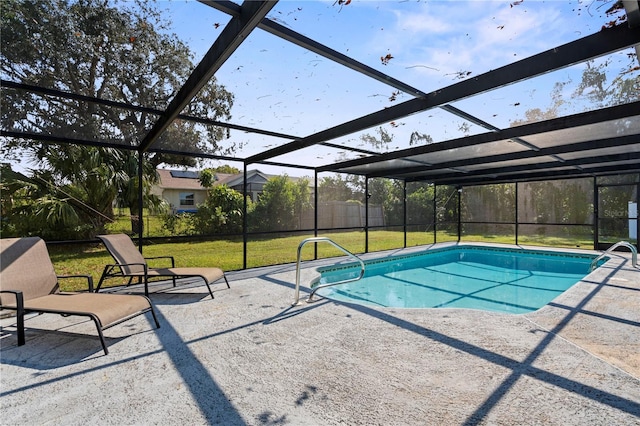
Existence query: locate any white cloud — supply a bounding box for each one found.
[362,1,595,90]
[392,8,454,35]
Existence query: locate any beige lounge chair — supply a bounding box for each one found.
[0,237,159,355]
[96,234,229,299]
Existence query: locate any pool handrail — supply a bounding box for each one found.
[590,241,637,272]
[293,237,365,306]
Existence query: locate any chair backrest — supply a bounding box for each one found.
[0,237,59,303]
[97,234,147,275]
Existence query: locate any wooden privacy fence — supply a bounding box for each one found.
[300,201,384,229]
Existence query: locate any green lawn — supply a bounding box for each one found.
[47,230,597,292]
[106,211,169,237]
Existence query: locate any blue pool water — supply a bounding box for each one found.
[314,246,601,314]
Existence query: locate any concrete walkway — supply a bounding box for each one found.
[1,244,639,425]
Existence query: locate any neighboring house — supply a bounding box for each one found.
[219,170,315,203]
[153,169,207,213]
[154,169,312,212]
[217,169,273,202]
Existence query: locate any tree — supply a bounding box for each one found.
[1,162,102,239]
[0,147,166,238]
[510,81,568,126]
[574,60,639,108]
[407,183,435,227]
[409,131,434,146]
[211,165,241,175]
[249,175,311,232]
[192,185,246,235]
[511,56,638,127]
[0,0,234,237]
[360,126,394,151]
[199,165,242,188]
[199,169,217,189]
[368,178,404,226]
[318,174,359,202]
[461,184,515,225]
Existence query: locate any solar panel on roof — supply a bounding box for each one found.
[170,170,199,179]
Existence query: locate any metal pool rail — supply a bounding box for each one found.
[292,237,365,305]
[590,240,638,272]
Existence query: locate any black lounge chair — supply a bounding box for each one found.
[0,237,160,355]
[96,234,229,299]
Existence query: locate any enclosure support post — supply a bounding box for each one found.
[515,183,519,245]
[593,177,598,251]
[314,170,319,260]
[242,165,248,270]
[136,151,144,253]
[457,186,462,242]
[433,184,437,244]
[365,178,369,253]
[634,182,640,251]
[403,181,407,248]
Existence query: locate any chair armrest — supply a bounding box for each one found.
[57,274,95,292]
[0,290,25,345]
[144,256,175,268]
[100,262,149,278]
[97,262,148,293]
[0,289,24,309]
[106,262,148,271]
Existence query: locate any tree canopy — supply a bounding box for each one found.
[1,0,234,160]
[0,0,235,238]
[249,175,312,232]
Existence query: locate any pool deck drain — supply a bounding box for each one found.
[1,243,639,425]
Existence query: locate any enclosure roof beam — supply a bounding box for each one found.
[0,130,138,151]
[439,104,541,152]
[624,0,640,27]
[199,0,427,98]
[420,152,640,183]
[138,0,277,153]
[246,23,640,164]
[1,79,300,141]
[364,134,640,178]
[430,162,640,186]
[319,100,640,173]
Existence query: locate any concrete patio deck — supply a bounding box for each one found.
[1,244,639,425]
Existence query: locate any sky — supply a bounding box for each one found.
[8,0,637,177]
[151,0,636,177]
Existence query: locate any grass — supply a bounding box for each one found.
[48,230,600,292]
[106,211,168,237]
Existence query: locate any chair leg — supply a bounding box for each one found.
[16,315,25,346]
[144,275,149,297]
[223,275,230,289]
[16,294,25,346]
[145,299,161,328]
[205,280,215,299]
[90,316,109,355]
[96,265,111,292]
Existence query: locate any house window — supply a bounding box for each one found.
[179,192,195,206]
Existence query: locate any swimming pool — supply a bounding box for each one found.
[313,245,603,314]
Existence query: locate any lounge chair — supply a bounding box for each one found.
[0,237,160,355]
[96,234,229,299]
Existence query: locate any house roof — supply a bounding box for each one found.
[157,169,206,191]
[221,170,273,187]
[158,169,313,191]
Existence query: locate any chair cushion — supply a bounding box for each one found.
[0,237,58,302]
[5,293,152,328]
[147,267,225,283]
